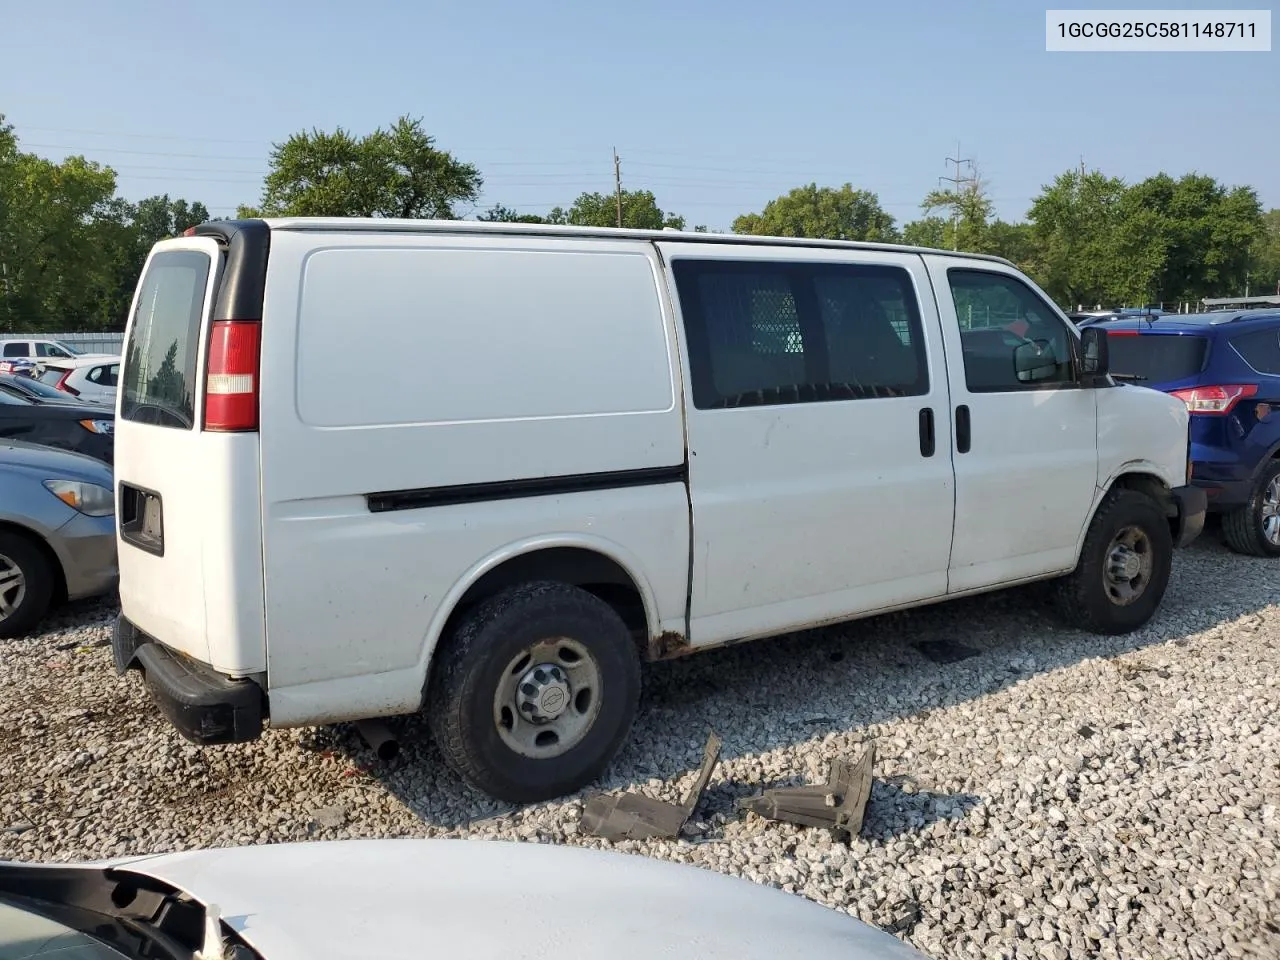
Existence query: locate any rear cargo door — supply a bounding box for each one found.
[114,238,261,672]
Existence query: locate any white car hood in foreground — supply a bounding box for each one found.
[104,838,925,960]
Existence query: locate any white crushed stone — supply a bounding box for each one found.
[1,532,1277,960]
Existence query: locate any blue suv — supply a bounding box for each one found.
[1100,310,1280,557]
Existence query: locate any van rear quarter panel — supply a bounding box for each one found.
[257,231,690,725]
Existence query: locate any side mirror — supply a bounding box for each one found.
[1014,340,1060,382]
[1080,327,1110,384]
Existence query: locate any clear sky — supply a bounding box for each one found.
[2,0,1276,230]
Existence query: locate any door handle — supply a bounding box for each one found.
[955,405,971,454]
[918,407,935,457]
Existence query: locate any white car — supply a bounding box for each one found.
[0,336,114,361]
[112,218,1205,805]
[36,355,121,406]
[0,838,928,960]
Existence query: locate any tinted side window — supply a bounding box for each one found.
[672,259,928,410]
[104,363,120,388]
[1231,328,1280,375]
[86,366,103,384]
[948,269,1076,392]
[1,343,25,357]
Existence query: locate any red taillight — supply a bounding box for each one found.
[56,370,80,397]
[1169,383,1258,415]
[183,226,197,237]
[204,320,261,432]
[1106,329,1140,337]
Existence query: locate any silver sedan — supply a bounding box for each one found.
[0,439,118,638]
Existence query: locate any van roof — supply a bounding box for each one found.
[258,217,1016,267]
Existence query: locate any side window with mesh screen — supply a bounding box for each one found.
[672,258,929,409]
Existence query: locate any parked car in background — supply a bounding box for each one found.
[0,838,929,959]
[0,371,80,403]
[0,439,118,638]
[0,357,44,378]
[35,355,121,406]
[1101,309,1280,556]
[0,389,114,463]
[112,218,1204,806]
[0,336,113,361]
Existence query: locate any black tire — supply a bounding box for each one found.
[1052,489,1173,636]
[426,581,642,804]
[1221,460,1280,558]
[0,531,56,640]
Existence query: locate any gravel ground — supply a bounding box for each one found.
[1,528,1278,960]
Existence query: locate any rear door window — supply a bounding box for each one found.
[121,249,213,429]
[1,343,25,357]
[1106,333,1209,383]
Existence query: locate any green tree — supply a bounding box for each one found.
[732,183,897,241]
[255,116,481,219]
[0,115,126,331]
[1250,209,1280,295]
[984,220,1036,267]
[922,168,994,253]
[545,189,685,230]
[1026,170,1156,307]
[901,216,948,248]
[1121,173,1263,302]
[476,203,547,224]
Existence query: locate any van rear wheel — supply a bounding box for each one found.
[426,581,641,804]
[1052,488,1173,636]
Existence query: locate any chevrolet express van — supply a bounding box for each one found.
[111,219,1206,803]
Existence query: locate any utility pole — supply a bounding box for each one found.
[1080,155,1086,177]
[613,147,623,228]
[940,142,974,251]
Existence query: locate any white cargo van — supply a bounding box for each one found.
[112,219,1206,803]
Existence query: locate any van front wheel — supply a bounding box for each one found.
[1052,489,1173,636]
[426,581,642,804]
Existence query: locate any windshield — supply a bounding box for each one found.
[1106,333,1209,383]
[52,340,84,356]
[0,898,128,959]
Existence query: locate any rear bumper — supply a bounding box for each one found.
[113,615,265,745]
[1193,475,1253,510]
[1170,484,1208,548]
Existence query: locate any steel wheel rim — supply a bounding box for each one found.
[1104,524,1154,606]
[1261,474,1280,547]
[0,553,26,622]
[493,637,602,760]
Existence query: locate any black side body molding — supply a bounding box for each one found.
[367,464,689,513]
